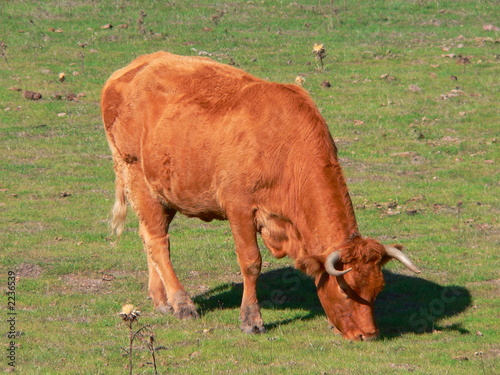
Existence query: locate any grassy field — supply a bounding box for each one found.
[1,0,499,373]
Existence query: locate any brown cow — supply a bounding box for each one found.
[101,51,421,341]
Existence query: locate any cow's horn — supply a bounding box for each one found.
[325,251,352,277]
[384,245,421,274]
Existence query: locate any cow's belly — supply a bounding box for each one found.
[141,128,227,221]
[139,102,256,222]
[143,159,227,221]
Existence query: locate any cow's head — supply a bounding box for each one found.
[296,237,420,341]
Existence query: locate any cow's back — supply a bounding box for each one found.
[102,52,335,220]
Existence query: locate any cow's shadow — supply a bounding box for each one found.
[193,267,472,339]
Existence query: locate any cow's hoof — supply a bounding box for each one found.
[241,322,266,334]
[171,291,199,319]
[156,304,174,314]
[240,304,265,333]
[174,304,200,320]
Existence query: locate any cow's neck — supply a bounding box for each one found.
[255,113,360,258]
[257,157,360,260]
[292,160,359,255]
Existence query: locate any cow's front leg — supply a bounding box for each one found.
[228,211,265,334]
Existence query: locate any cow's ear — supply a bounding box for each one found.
[295,255,326,276]
[380,244,404,267]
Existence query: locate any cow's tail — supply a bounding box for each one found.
[110,172,128,242]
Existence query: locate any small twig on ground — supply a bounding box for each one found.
[0,42,10,68]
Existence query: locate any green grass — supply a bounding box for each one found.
[1,0,499,374]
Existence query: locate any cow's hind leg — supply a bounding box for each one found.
[146,254,172,314]
[141,227,198,319]
[228,209,265,334]
[125,164,198,319]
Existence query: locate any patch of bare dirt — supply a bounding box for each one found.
[61,274,111,294]
[452,348,500,362]
[57,269,149,295]
[467,279,500,287]
[17,263,42,278]
[466,279,499,299]
[479,348,500,360]
[390,363,418,371]
[390,151,427,165]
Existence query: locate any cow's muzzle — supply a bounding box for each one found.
[344,329,379,341]
[359,331,379,341]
